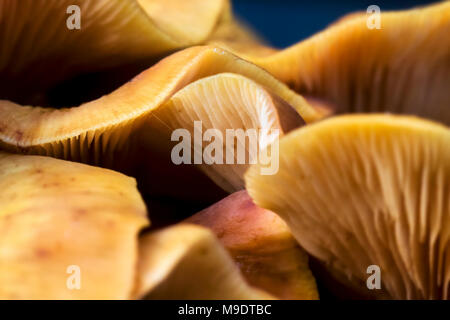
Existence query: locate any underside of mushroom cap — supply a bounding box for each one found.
[0,46,317,195]
[135,223,274,299]
[186,190,318,300]
[137,0,226,44]
[246,114,450,299]
[0,152,148,299]
[0,0,229,106]
[212,2,450,125]
[0,46,317,150]
[3,1,447,121]
[140,72,305,192]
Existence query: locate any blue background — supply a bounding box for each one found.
[232,0,437,48]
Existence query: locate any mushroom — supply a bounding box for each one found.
[142,72,305,193]
[0,152,274,299]
[186,190,318,299]
[0,46,318,197]
[245,114,450,299]
[211,2,450,125]
[135,224,274,299]
[0,152,148,299]
[3,1,447,122]
[0,0,228,107]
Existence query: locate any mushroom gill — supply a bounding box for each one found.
[0,152,148,299]
[135,224,274,300]
[245,114,450,299]
[0,46,318,195]
[186,190,318,300]
[0,0,227,107]
[211,2,450,125]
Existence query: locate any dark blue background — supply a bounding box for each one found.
[232,0,437,47]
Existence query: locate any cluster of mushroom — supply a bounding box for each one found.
[0,0,449,299]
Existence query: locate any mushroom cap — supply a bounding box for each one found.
[0,46,318,195]
[135,223,274,299]
[187,190,318,299]
[0,0,229,105]
[0,152,148,299]
[246,114,450,299]
[0,46,317,149]
[0,153,275,299]
[145,72,305,192]
[212,2,450,125]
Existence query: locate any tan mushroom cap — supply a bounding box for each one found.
[0,46,317,195]
[0,0,228,105]
[0,153,278,299]
[246,115,450,299]
[186,190,318,300]
[144,72,305,192]
[2,1,447,123]
[135,224,274,300]
[211,2,450,125]
[0,46,317,150]
[0,152,148,299]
